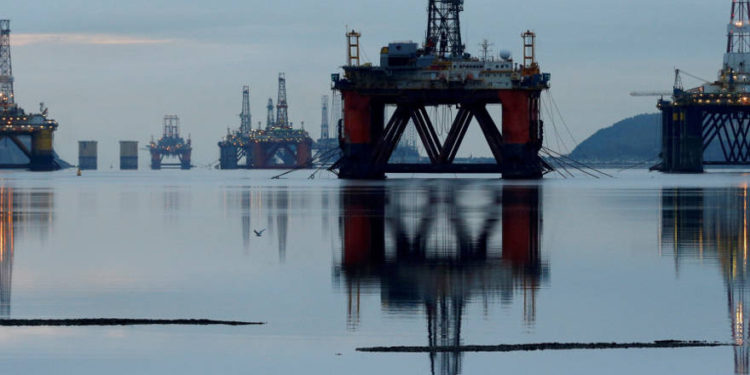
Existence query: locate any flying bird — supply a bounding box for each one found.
[253,229,266,237]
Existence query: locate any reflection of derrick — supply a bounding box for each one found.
[338,182,546,375]
[0,187,54,318]
[660,187,750,374]
[275,189,288,262]
[0,187,13,317]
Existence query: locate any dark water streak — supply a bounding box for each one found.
[0,318,264,326]
[358,340,730,353]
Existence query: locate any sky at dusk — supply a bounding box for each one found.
[3,0,730,166]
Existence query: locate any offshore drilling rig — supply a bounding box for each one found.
[148,115,192,170]
[218,75,313,169]
[656,0,750,172]
[332,0,551,179]
[0,20,60,171]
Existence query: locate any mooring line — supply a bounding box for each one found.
[0,318,265,327]
[357,340,729,353]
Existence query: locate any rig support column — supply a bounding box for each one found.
[30,129,55,171]
[659,102,704,173]
[218,143,238,169]
[295,140,313,167]
[252,143,267,168]
[150,149,161,170]
[119,141,138,170]
[78,141,97,170]
[339,92,385,179]
[180,149,191,170]
[500,91,543,179]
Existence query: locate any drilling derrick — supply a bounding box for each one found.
[321,95,330,140]
[313,94,342,160]
[0,20,60,171]
[332,2,551,179]
[0,20,13,108]
[425,0,465,58]
[656,0,750,172]
[149,115,192,170]
[240,86,252,135]
[275,73,289,128]
[217,79,313,170]
[266,98,275,129]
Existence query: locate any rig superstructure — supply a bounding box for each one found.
[657,0,750,172]
[332,0,550,179]
[149,115,192,170]
[218,75,313,169]
[0,20,60,171]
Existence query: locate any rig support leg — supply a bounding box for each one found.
[659,106,703,173]
[180,150,191,170]
[339,92,385,180]
[30,129,56,171]
[252,143,267,168]
[219,144,238,170]
[150,150,162,170]
[499,92,543,179]
[296,140,312,167]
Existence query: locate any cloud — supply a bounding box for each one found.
[12,33,173,46]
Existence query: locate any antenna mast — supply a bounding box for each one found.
[425,0,465,58]
[0,20,14,108]
[240,86,251,134]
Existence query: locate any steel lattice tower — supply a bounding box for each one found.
[240,86,252,135]
[163,115,180,138]
[425,0,465,58]
[729,1,750,54]
[275,73,289,128]
[320,95,329,140]
[330,92,341,137]
[266,98,274,129]
[0,20,14,106]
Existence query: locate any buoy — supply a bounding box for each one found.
[76,168,81,176]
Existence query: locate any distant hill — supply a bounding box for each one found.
[568,113,661,162]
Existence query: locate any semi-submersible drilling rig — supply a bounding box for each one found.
[657,0,750,172]
[148,115,192,170]
[332,0,551,179]
[0,20,60,171]
[218,75,313,169]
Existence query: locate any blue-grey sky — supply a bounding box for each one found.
[4,0,728,166]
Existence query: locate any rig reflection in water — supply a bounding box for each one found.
[661,187,750,374]
[336,182,547,375]
[0,187,53,318]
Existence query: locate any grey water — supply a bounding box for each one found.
[0,169,747,374]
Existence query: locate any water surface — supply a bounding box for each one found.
[0,169,746,374]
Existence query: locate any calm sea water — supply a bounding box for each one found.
[0,169,747,374]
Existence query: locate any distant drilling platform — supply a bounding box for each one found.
[218,75,313,170]
[149,115,192,170]
[0,20,60,171]
[332,0,551,179]
[656,0,750,172]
